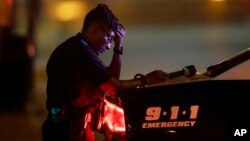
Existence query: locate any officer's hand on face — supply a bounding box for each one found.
[113,23,125,48]
[146,70,169,84]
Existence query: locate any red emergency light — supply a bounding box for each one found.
[92,96,126,134]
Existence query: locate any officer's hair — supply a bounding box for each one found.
[82,4,119,32]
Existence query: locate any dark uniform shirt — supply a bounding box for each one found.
[43,33,112,141]
[46,33,111,109]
